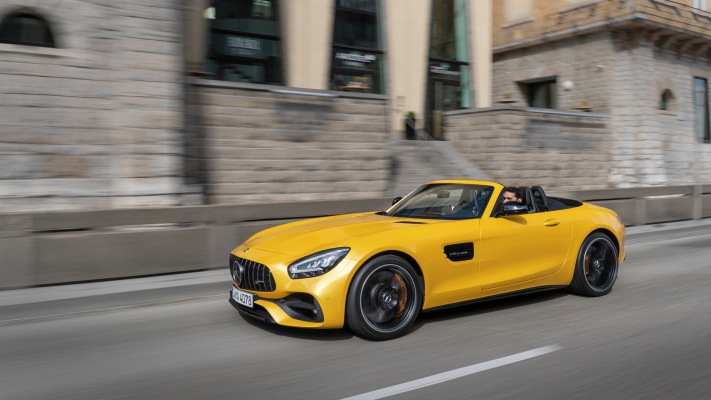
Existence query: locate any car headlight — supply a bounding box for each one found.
[288,248,350,279]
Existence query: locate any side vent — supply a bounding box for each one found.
[444,243,474,261]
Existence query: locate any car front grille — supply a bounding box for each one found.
[230,254,277,292]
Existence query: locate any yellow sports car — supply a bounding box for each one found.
[229,180,625,340]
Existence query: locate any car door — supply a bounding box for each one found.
[418,218,483,308]
[478,210,573,291]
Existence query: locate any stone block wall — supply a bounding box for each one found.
[609,41,711,187]
[446,107,610,190]
[492,30,711,188]
[493,32,614,114]
[0,0,189,212]
[192,80,390,204]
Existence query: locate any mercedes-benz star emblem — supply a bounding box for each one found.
[233,260,245,286]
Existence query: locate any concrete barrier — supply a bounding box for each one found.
[0,198,392,289]
[549,185,711,226]
[2,185,711,289]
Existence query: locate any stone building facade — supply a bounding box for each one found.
[0,0,394,212]
[5,0,711,213]
[490,0,711,188]
[0,0,190,212]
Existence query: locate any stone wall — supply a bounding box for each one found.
[0,0,189,212]
[192,80,391,204]
[446,107,610,190]
[492,31,711,188]
[493,32,614,115]
[609,41,711,187]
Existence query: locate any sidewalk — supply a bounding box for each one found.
[0,269,230,307]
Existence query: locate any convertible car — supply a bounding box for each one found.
[229,180,625,340]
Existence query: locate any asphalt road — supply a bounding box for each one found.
[1,221,711,400]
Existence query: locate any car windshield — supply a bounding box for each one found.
[386,183,494,220]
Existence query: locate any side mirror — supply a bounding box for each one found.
[392,196,403,205]
[499,203,528,216]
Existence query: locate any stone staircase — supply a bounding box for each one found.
[388,134,491,197]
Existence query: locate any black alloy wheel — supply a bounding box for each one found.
[570,232,619,296]
[346,255,422,341]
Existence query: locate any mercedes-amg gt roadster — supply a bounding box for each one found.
[229,180,625,340]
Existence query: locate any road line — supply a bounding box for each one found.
[340,345,562,400]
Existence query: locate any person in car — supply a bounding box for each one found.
[502,187,523,204]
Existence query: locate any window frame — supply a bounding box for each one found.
[205,0,284,85]
[693,77,710,143]
[523,79,558,109]
[0,12,56,48]
[329,0,384,94]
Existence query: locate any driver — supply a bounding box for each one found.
[502,187,523,204]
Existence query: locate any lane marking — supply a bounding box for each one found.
[0,294,225,324]
[341,345,562,400]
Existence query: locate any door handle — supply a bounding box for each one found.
[544,219,560,227]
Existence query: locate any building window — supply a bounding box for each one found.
[694,77,710,142]
[693,0,707,11]
[426,0,470,139]
[330,0,384,94]
[523,79,557,109]
[659,89,674,111]
[206,0,283,85]
[0,12,55,48]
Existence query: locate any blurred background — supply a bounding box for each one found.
[2,0,711,287]
[3,0,711,213]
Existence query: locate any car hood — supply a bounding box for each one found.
[244,212,433,256]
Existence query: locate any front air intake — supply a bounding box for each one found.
[230,254,277,292]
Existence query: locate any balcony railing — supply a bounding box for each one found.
[544,0,711,39]
[497,0,711,50]
[634,0,711,39]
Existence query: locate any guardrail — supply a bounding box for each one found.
[2,185,711,289]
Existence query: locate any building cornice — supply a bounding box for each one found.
[494,12,711,55]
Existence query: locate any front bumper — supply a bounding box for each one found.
[228,245,358,329]
[229,286,324,324]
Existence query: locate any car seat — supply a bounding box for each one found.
[530,186,549,212]
[520,187,538,213]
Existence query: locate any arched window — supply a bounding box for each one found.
[660,89,674,111]
[0,12,56,48]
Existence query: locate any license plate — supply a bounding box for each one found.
[232,287,254,308]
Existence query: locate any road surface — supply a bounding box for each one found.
[1,220,711,399]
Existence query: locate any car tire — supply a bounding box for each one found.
[346,255,422,341]
[569,232,619,297]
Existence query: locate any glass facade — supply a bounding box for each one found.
[426,0,470,139]
[330,0,384,94]
[206,0,283,85]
